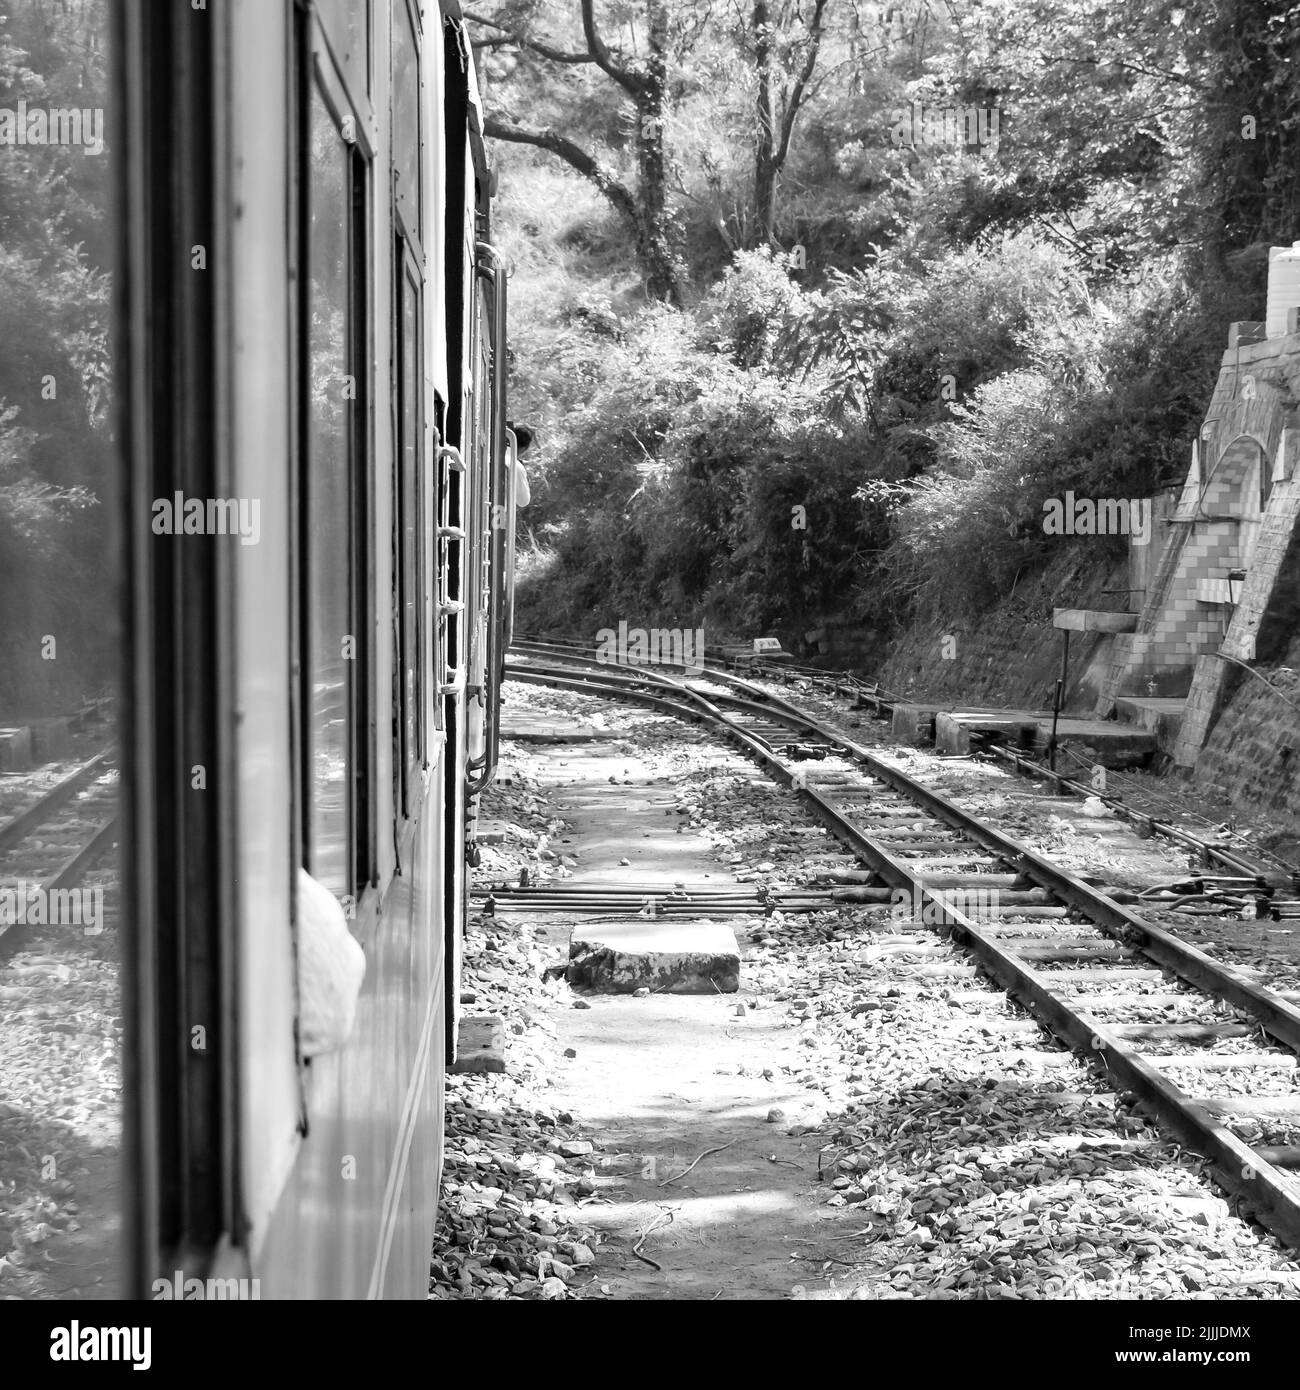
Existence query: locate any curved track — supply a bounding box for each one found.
[512,636,1295,887]
[505,646,1300,1249]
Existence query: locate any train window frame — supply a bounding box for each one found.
[395,246,425,814]
[299,26,377,904]
[391,0,422,250]
[391,0,427,819]
[312,0,373,106]
[116,0,242,1291]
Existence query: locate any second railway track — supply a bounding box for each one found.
[502,646,1300,1250]
[0,747,119,960]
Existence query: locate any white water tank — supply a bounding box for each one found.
[1266,242,1300,337]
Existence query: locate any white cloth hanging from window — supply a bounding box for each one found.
[296,867,366,1057]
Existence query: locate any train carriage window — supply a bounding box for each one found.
[0,0,126,1299]
[304,81,369,896]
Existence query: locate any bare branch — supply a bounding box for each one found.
[581,0,643,94]
[463,9,599,66]
[482,114,639,225]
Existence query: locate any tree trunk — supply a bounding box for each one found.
[752,1,777,248]
[635,1,685,303]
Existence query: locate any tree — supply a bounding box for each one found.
[468,1,686,302]
[0,0,114,713]
[749,0,830,248]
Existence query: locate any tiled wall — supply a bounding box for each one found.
[1098,352,1297,710]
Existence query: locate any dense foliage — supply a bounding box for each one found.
[478,0,1295,648]
[0,0,114,712]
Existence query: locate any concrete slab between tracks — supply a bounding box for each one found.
[892,703,997,746]
[935,710,1037,756]
[1029,717,1157,768]
[567,920,740,994]
[500,720,613,743]
[927,707,1158,768]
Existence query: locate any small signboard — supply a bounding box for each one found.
[752,637,784,654]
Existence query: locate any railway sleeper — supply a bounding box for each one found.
[1106,1022,1256,1042]
[817,870,1021,887]
[958,905,1071,919]
[1030,966,1170,985]
[1009,945,1132,963]
[1199,1096,1300,1119]
[825,886,1055,905]
[900,850,1012,861]
[1058,990,1230,1009]
[1252,1146,1300,1170]
[990,933,1127,949]
[872,841,977,855]
[1149,1051,1296,1071]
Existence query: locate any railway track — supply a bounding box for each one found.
[503,647,1300,1249]
[0,748,119,960]
[511,635,1299,896]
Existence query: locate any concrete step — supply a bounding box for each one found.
[28,718,72,763]
[567,920,740,994]
[935,711,1036,756]
[501,721,612,743]
[0,727,33,774]
[450,1016,506,1074]
[1031,716,1157,769]
[1111,696,1186,752]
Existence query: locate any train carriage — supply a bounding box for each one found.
[114,0,511,1298]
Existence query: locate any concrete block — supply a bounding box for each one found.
[1053,608,1139,633]
[501,721,609,743]
[1032,718,1157,769]
[567,920,740,994]
[28,717,71,763]
[935,711,1035,756]
[0,727,33,774]
[891,703,940,746]
[1111,698,1185,753]
[450,1016,506,1073]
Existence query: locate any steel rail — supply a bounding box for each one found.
[680,678,1300,1053]
[512,637,1288,883]
[0,815,118,962]
[506,653,1300,1245]
[0,751,115,854]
